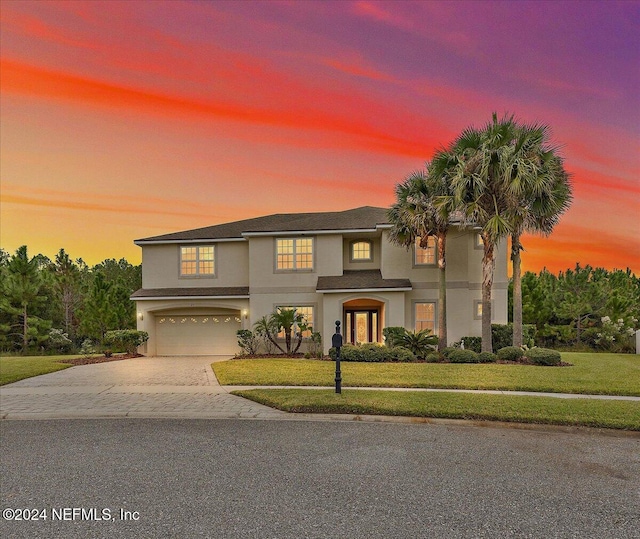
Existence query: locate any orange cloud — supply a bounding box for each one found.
[0,59,444,159]
[521,224,639,274]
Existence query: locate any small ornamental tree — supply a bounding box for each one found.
[104,330,148,355]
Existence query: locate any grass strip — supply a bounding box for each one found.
[234,388,640,430]
[0,355,76,385]
[215,353,640,396]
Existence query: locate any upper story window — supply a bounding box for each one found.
[350,240,373,261]
[414,236,436,265]
[276,238,313,271]
[180,245,215,276]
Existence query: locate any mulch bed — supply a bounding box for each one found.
[59,354,145,366]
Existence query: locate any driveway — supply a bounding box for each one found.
[0,356,287,420]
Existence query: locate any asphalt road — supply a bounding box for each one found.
[1,419,638,539]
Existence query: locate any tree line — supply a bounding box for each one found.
[515,265,639,352]
[0,246,141,354]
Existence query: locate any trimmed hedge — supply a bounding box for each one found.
[458,336,482,353]
[328,344,416,362]
[448,349,480,363]
[525,347,562,366]
[477,352,497,363]
[496,346,524,362]
[492,323,537,349]
[425,352,441,363]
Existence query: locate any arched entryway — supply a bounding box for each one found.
[342,299,385,345]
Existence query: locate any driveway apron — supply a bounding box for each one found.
[0,357,287,420]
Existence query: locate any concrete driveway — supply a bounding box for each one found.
[0,356,287,420]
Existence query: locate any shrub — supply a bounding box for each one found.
[448,349,480,363]
[47,328,73,353]
[492,324,537,349]
[396,329,437,359]
[237,329,259,355]
[441,347,457,360]
[104,330,149,355]
[308,331,323,358]
[384,346,416,362]
[477,352,497,363]
[457,336,482,353]
[525,347,562,366]
[80,339,96,357]
[425,352,441,363]
[329,344,376,362]
[329,343,416,362]
[382,327,406,348]
[496,346,524,362]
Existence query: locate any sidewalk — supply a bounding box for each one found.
[224,385,640,401]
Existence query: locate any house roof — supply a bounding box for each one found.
[316,270,412,293]
[135,206,390,244]
[131,287,249,300]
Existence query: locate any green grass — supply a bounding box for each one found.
[0,355,79,385]
[214,353,640,396]
[234,388,640,430]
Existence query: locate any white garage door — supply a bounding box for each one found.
[155,315,241,356]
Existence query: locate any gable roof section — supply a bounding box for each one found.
[316,270,411,293]
[135,206,390,244]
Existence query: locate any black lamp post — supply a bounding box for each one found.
[331,320,343,394]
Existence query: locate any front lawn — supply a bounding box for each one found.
[213,352,640,396]
[0,355,76,385]
[233,388,640,430]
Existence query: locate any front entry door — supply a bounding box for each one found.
[345,309,378,344]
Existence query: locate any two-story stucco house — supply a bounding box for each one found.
[132,206,507,356]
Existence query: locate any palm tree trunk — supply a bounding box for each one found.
[481,236,494,353]
[512,233,523,347]
[437,232,447,352]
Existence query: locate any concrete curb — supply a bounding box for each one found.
[224,385,640,401]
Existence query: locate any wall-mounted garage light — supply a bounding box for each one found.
[242,309,248,319]
[137,312,144,321]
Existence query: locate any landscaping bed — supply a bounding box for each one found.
[59,353,144,366]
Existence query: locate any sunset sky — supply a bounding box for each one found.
[1,0,638,274]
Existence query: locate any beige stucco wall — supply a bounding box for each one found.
[342,236,381,271]
[137,227,508,354]
[248,234,342,291]
[141,241,249,289]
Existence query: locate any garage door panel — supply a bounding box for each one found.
[155,315,241,356]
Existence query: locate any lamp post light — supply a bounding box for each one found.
[331,320,343,394]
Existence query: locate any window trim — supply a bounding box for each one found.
[413,236,437,267]
[179,244,216,278]
[413,301,437,334]
[349,240,374,262]
[274,237,315,272]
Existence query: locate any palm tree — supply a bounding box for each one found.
[504,124,572,346]
[438,114,519,353]
[388,153,454,352]
[255,307,312,355]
